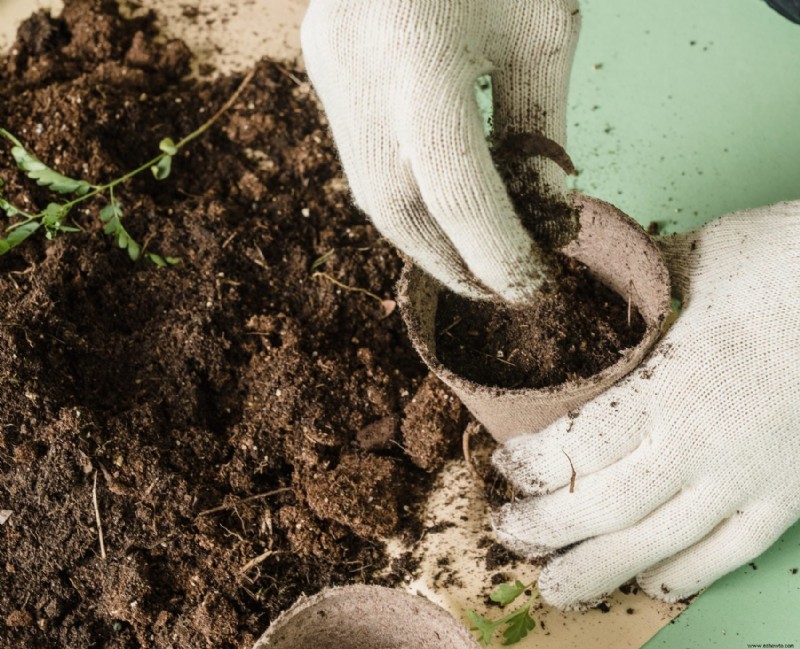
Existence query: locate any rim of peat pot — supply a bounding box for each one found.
[397,194,672,444]
[253,584,481,649]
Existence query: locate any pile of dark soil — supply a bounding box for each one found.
[0,2,467,647]
[435,255,646,389]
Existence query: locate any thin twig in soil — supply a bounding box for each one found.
[389,439,411,454]
[440,316,462,337]
[312,271,383,303]
[562,449,577,494]
[92,471,107,560]
[454,341,519,368]
[219,524,246,543]
[196,487,291,517]
[240,551,275,576]
[485,351,517,367]
[273,62,304,86]
[221,231,238,248]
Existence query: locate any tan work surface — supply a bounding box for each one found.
[0,1,685,647]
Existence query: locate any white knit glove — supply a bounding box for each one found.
[301,0,579,302]
[492,201,800,609]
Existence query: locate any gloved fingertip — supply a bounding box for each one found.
[636,577,699,604]
[491,502,554,560]
[492,279,544,307]
[491,443,548,495]
[538,559,609,612]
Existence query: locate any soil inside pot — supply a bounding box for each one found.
[0,2,470,648]
[435,255,647,389]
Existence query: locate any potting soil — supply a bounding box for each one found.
[435,255,647,389]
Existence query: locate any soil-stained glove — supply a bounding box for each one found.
[492,201,800,608]
[301,1,579,303]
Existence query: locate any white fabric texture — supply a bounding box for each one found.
[493,201,800,609]
[301,0,579,303]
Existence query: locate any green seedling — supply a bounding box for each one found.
[467,579,538,646]
[0,68,255,264]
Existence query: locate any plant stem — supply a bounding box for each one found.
[175,68,256,150]
[5,68,256,220]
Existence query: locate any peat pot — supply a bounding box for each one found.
[253,585,481,649]
[397,194,672,443]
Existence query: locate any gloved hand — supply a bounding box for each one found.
[301,0,579,303]
[492,201,800,608]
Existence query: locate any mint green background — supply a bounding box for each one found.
[567,0,800,647]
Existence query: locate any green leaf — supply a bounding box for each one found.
[127,238,141,261]
[0,239,9,254]
[158,137,178,156]
[310,249,334,272]
[467,610,501,646]
[146,252,181,267]
[490,581,528,607]
[4,221,41,249]
[501,610,535,646]
[100,202,123,223]
[42,201,67,226]
[147,252,167,267]
[0,178,20,217]
[0,196,20,218]
[467,611,500,646]
[43,202,65,217]
[101,202,124,245]
[103,214,121,235]
[151,155,172,180]
[6,138,91,195]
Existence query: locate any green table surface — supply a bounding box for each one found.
[567,0,800,646]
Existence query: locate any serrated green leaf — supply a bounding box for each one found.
[490,581,528,607]
[158,137,178,156]
[5,221,41,249]
[467,610,501,646]
[151,155,172,180]
[8,143,91,195]
[501,609,535,646]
